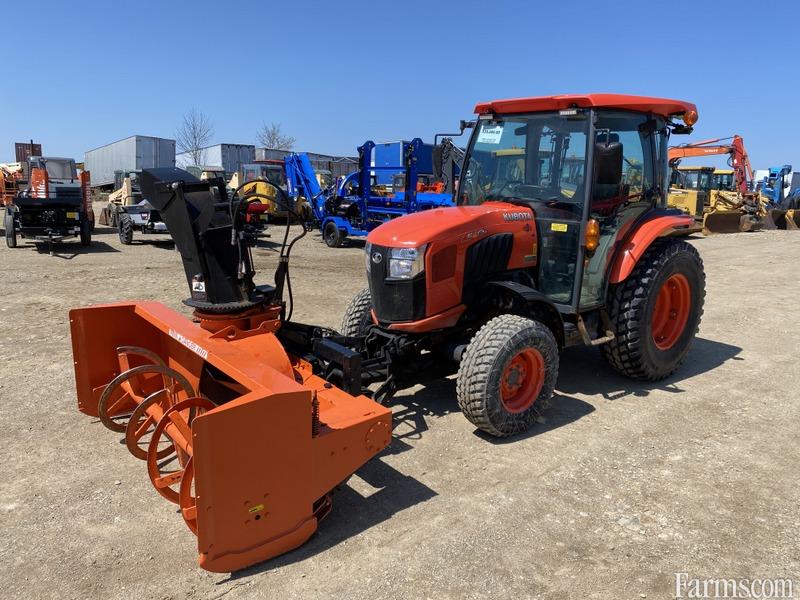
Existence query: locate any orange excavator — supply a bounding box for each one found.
[667,135,762,233]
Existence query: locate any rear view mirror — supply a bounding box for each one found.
[594,142,623,185]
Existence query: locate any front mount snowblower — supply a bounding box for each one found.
[70,168,391,572]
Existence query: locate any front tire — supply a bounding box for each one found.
[340,288,373,336]
[457,314,559,437]
[108,204,119,228]
[4,210,17,248]
[323,221,344,247]
[602,238,705,380]
[118,213,134,245]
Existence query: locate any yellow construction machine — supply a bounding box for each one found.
[99,170,142,227]
[667,135,762,233]
[667,166,714,233]
[230,161,311,221]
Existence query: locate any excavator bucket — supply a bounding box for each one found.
[71,300,392,572]
[702,209,753,234]
[764,209,800,230]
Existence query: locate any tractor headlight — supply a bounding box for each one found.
[365,241,372,273]
[388,245,427,279]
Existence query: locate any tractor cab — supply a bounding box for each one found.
[457,98,694,311]
[26,156,78,183]
[668,165,715,218]
[712,168,735,191]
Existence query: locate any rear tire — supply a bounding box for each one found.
[118,213,134,245]
[324,221,344,247]
[602,238,705,380]
[457,314,559,437]
[4,211,17,248]
[80,219,92,246]
[340,288,373,336]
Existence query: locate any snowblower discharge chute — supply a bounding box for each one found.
[70,168,391,572]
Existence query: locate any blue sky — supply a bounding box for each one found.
[2,0,797,171]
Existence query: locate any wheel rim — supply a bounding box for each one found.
[500,348,545,413]
[651,273,691,350]
[325,224,336,243]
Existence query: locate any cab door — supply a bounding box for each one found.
[579,111,660,309]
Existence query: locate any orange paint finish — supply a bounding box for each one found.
[387,303,466,332]
[474,93,696,119]
[369,202,537,323]
[30,167,48,198]
[79,170,94,221]
[70,301,392,572]
[608,215,695,284]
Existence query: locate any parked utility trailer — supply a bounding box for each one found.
[176,144,255,175]
[85,136,176,188]
[373,140,436,184]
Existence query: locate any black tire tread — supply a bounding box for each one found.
[457,314,559,437]
[118,213,134,245]
[602,238,705,381]
[80,219,92,246]
[324,222,344,248]
[5,211,17,248]
[340,288,373,336]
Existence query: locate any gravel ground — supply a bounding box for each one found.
[1,204,798,599]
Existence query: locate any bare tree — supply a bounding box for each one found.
[256,122,295,150]
[176,108,214,166]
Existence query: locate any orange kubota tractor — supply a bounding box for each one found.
[667,135,761,233]
[71,94,705,573]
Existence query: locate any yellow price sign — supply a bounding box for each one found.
[66,211,78,219]
[550,223,568,232]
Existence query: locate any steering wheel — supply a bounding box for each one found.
[492,179,524,198]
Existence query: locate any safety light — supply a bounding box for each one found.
[682,110,699,127]
[585,219,600,252]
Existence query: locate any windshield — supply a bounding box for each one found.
[34,158,77,180]
[713,172,734,190]
[242,164,286,188]
[671,169,712,191]
[459,113,589,217]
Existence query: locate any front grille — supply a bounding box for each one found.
[53,186,82,199]
[21,208,77,227]
[464,233,514,285]
[368,244,426,323]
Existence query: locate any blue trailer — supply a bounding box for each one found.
[286,138,454,247]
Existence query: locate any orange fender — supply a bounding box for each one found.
[608,214,694,284]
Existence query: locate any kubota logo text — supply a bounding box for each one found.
[503,211,531,221]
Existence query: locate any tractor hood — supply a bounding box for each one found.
[367,202,534,248]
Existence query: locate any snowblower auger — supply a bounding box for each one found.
[71,168,391,572]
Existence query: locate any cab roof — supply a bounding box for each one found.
[474,94,696,119]
[677,166,715,172]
